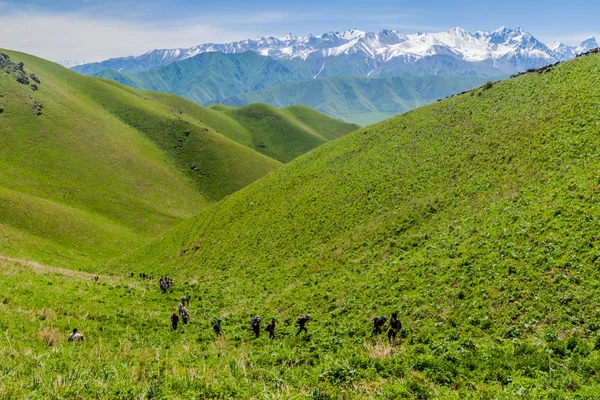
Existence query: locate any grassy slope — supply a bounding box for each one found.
[132,93,358,164]
[224,75,489,124]
[108,54,600,397]
[0,50,281,268]
[218,103,359,163]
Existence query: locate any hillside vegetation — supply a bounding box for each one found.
[102,53,600,397]
[215,103,359,162]
[0,50,284,267]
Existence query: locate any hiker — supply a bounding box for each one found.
[296,313,310,336]
[266,317,276,339]
[213,318,223,337]
[178,301,185,316]
[171,313,179,330]
[93,275,99,282]
[251,315,261,338]
[182,307,189,325]
[68,328,84,341]
[372,316,387,335]
[387,313,401,344]
[160,281,167,293]
[185,293,191,306]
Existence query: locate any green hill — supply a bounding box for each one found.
[214,103,359,162]
[106,54,600,397]
[0,49,282,268]
[223,75,489,125]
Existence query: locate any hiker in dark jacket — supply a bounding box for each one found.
[213,318,223,336]
[296,313,310,336]
[266,317,277,339]
[251,315,261,338]
[372,316,387,335]
[171,313,179,330]
[387,313,401,344]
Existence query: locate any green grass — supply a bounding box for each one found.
[217,103,359,162]
[104,53,600,397]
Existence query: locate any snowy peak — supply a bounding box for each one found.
[72,26,593,76]
[547,37,599,61]
[580,37,599,51]
[57,60,88,68]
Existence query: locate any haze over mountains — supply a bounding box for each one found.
[66,26,596,124]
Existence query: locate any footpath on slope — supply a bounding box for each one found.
[0,254,119,283]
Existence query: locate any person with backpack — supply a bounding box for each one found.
[387,313,401,344]
[171,313,179,330]
[68,328,84,341]
[181,307,189,325]
[251,315,261,338]
[296,313,310,336]
[178,300,185,316]
[372,316,387,335]
[185,293,191,306]
[213,318,223,337]
[266,317,277,339]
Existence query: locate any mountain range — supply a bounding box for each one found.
[70,27,598,124]
[73,27,596,76]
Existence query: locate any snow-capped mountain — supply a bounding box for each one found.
[72,27,597,77]
[57,60,88,68]
[549,37,598,61]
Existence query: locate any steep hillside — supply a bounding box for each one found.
[0,50,281,268]
[114,54,600,396]
[122,91,358,163]
[223,75,489,124]
[214,103,359,162]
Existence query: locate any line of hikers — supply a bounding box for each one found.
[167,306,401,344]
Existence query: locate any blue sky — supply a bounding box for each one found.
[0,0,598,61]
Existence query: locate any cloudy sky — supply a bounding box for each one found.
[0,0,598,62]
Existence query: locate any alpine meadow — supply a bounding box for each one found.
[2,5,600,399]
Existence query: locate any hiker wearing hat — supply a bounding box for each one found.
[296,313,310,336]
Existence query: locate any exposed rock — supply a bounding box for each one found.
[0,52,42,88]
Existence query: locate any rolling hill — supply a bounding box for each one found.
[103,53,600,397]
[213,103,359,162]
[0,50,285,268]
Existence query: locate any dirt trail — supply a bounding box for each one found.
[0,254,118,282]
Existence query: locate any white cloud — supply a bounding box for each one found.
[0,11,261,62]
